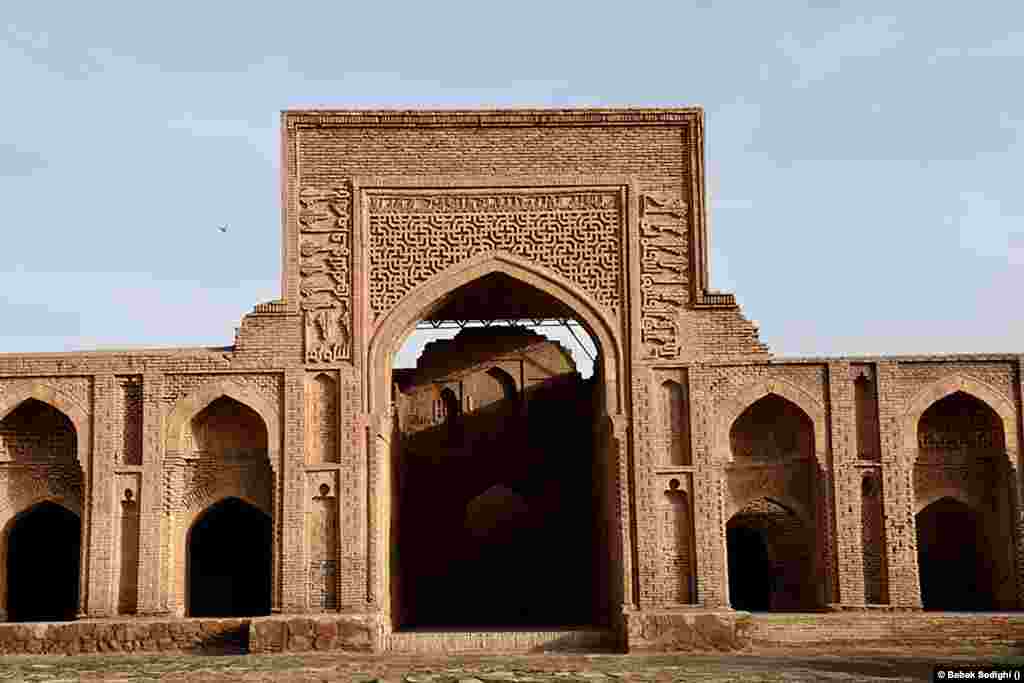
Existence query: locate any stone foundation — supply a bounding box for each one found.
[1,612,1023,656]
[624,610,752,652]
[383,628,619,654]
[248,615,375,653]
[0,618,248,656]
[746,612,1024,651]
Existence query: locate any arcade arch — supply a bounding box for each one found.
[0,391,85,622]
[912,389,1016,610]
[723,390,825,611]
[164,386,277,617]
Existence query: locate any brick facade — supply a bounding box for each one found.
[0,108,1020,652]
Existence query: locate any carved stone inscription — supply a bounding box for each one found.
[639,193,688,359]
[366,189,623,321]
[299,185,352,363]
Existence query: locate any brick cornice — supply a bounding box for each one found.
[282,107,702,129]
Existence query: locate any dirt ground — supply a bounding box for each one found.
[0,648,1021,682]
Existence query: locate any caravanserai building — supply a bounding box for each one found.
[0,108,1020,654]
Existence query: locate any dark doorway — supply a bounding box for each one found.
[727,525,772,611]
[916,497,993,610]
[6,502,81,622]
[187,498,272,617]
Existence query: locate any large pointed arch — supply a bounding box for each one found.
[164,379,281,471]
[367,250,624,418]
[366,250,627,625]
[901,374,1018,467]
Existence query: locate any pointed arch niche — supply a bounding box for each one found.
[163,379,280,617]
[718,377,831,610]
[305,372,339,465]
[0,383,88,622]
[655,369,692,466]
[906,378,1018,610]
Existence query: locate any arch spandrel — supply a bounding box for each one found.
[715,377,828,467]
[901,374,1019,467]
[164,380,281,471]
[366,251,625,418]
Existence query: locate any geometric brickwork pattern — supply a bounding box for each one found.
[367,189,622,320]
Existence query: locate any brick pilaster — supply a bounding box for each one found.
[827,362,866,605]
[136,373,165,615]
[84,374,115,617]
[280,368,305,612]
[876,361,922,608]
[689,366,728,608]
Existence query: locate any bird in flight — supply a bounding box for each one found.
[218,224,228,233]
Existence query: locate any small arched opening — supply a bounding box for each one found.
[486,367,518,403]
[6,501,81,622]
[726,498,816,612]
[187,497,272,617]
[916,497,993,610]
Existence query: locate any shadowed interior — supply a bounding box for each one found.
[915,391,1010,610]
[6,501,80,622]
[187,497,272,617]
[727,524,772,611]
[916,497,993,610]
[393,276,606,629]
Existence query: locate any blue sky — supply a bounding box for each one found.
[1,3,1021,376]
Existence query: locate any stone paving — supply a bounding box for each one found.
[0,649,1021,682]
